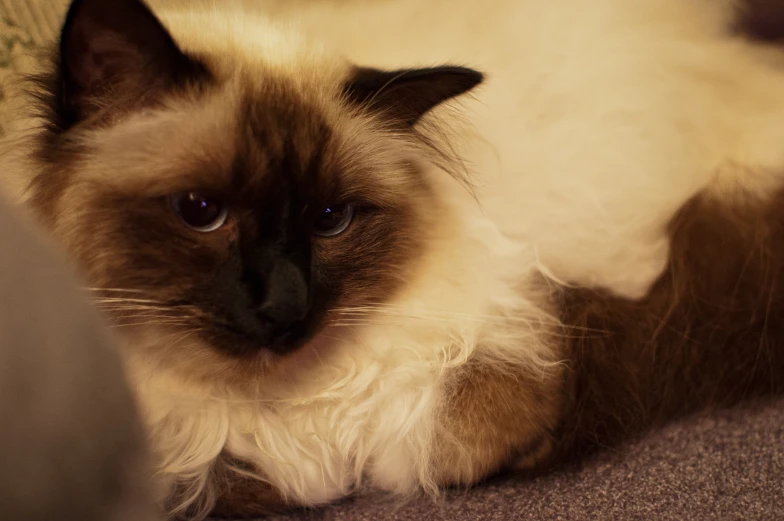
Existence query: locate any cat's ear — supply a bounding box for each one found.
[58,0,207,124]
[343,66,483,127]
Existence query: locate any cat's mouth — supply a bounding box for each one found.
[209,317,318,357]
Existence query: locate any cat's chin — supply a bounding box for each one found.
[204,324,313,359]
[121,322,350,387]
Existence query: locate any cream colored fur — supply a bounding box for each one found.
[251,0,784,299]
[6,0,784,518]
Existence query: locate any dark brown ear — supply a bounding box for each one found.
[57,0,208,126]
[734,0,784,42]
[343,66,483,127]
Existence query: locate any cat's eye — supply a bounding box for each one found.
[169,192,228,232]
[313,203,356,237]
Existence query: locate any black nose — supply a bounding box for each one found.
[257,259,310,343]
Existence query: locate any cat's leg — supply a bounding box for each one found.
[430,357,564,487]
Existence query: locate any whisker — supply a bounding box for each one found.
[82,287,148,293]
[156,329,204,347]
[330,305,606,334]
[92,299,175,308]
[102,313,188,320]
[93,297,167,304]
[110,318,193,327]
[96,308,185,315]
[113,323,192,329]
[335,303,545,319]
[96,308,178,314]
[333,308,540,325]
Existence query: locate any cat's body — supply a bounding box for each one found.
[3,0,784,518]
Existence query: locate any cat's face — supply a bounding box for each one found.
[29,0,481,375]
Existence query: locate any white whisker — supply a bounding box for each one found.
[82,287,148,293]
[93,297,167,304]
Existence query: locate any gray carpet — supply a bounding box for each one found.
[229,399,782,521]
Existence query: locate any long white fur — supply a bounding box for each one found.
[6,0,784,518]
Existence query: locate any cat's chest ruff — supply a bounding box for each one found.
[132,332,447,507]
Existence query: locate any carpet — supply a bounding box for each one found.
[249,399,784,520]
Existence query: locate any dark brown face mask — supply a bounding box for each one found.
[0,194,160,521]
[735,0,784,42]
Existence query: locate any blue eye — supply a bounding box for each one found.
[169,192,228,232]
[313,203,355,237]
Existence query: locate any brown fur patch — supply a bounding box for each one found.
[437,188,784,486]
[734,0,784,42]
[432,356,563,486]
[554,190,784,462]
[201,456,290,519]
[208,479,287,520]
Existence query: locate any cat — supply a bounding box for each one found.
[3,0,784,518]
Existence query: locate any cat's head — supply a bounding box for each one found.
[28,0,482,377]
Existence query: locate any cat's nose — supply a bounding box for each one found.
[257,258,310,342]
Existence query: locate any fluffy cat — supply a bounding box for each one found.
[3,0,784,518]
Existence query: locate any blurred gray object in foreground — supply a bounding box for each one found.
[0,195,160,521]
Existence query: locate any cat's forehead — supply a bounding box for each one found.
[234,79,336,194]
[74,70,420,205]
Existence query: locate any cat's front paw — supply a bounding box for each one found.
[433,432,556,488]
[430,359,563,488]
